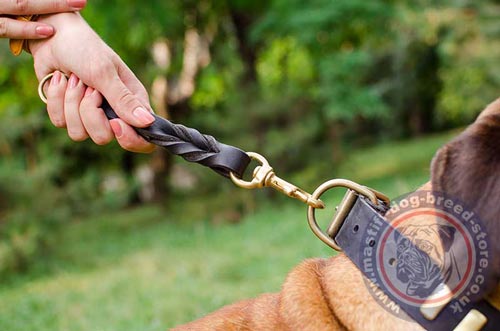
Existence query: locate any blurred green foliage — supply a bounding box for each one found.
[0,0,499,275]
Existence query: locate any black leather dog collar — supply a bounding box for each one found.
[334,196,499,330]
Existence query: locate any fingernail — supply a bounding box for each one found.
[133,107,155,124]
[110,119,123,138]
[51,71,61,85]
[84,87,94,97]
[68,74,79,89]
[35,25,54,37]
[67,0,87,9]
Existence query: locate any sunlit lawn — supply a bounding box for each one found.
[0,131,456,331]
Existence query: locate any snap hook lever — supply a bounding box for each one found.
[230,152,325,209]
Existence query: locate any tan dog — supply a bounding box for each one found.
[172,99,500,331]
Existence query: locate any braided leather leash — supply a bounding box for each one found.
[37,72,324,208]
[38,73,251,179]
[100,99,251,179]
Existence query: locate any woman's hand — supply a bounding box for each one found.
[30,12,155,153]
[0,0,86,39]
[46,71,155,152]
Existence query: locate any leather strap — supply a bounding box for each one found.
[335,196,500,330]
[101,99,251,179]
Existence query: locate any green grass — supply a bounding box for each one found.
[0,131,456,331]
[0,205,331,330]
[337,130,457,195]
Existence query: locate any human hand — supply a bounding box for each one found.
[30,12,155,153]
[44,71,155,153]
[0,0,86,39]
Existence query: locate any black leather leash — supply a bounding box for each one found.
[37,73,251,179]
[100,100,251,179]
[37,73,324,208]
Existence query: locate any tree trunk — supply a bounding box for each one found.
[142,28,212,203]
[229,9,257,83]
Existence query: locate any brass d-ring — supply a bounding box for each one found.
[307,179,389,251]
[37,72,55,104]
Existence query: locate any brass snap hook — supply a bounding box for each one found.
[230,152,325,209]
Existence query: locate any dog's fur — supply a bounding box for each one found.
[172,99,500,330]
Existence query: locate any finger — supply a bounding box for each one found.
[91,59,154,128]
[80,88,114,145]
[2,0,86,15]
[0,17,54,39]
[98,76,155,128]
[109,119,155,153]
[46,71,67,128]
[64,74,88,141]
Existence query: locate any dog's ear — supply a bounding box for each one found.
[437,225,456,252]
[431,98,500,280]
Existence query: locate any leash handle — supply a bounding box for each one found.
[38,73,251,179]
[101,100,251,178]
[38,73,321,206]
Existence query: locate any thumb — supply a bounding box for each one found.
[96,72,155,128]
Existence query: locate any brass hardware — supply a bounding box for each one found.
[230,152,325,209]
[38,72,56,104]
[307,179,390,251]
[326,189,358,238]
[232,153,392,252]
[452,309,487,331]
[420,284,453,320]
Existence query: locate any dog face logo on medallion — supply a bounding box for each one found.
[361,191,491,320]
[393,220,459,299]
